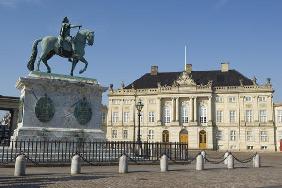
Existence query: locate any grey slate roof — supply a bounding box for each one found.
[125,70,254,89]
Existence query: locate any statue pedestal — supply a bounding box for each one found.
[12,71,107,142]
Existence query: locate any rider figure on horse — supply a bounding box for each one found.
[59,17,82,56]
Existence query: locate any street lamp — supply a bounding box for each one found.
[136,99,144,144]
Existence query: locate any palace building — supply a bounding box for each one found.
[105,63,282,151]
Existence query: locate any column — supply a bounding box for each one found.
[172,98,175,122]
[175,97,179,122]
[194,97,197,121]
[157,97,162,122]
[208,96,212,122]
[190,98,194,122]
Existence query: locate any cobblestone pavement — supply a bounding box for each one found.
[0,152,282,188]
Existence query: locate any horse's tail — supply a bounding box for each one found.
[27,38,42,71]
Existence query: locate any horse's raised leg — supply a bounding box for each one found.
[78,57,88,74]
[70,59,78,76]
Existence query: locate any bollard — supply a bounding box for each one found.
[201,150,206,163]
[160,154,168,172]
[71,155,81,175]
[14,155,26,176]
[224,151,229,165]
[253,154,260,168]
[119,154,128,173]
[227,154,234,169]
[196,154,204,171]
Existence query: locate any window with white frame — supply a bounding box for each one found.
[229,110,236,123]
[230,130,236,141]
[163,106,171,123]
[124,99,131,104]
[101,112,106,123]
[228,96,236,103]
[148,111,155,123]
[112,130,117,138]
[217,130,223,140]
[244,96,252,102]
[216,110,223,123]
[181,103,189,123]
[245,110,253,123]
[258,96,267,102]
[215,96,223,103]
[259,110,267,123]
[260,131,268,142]
[277,110,282,123]
[199,105,207,124]
[278,131,282,140]
[123,112,129,123]
[112,112,119,123]
[246,130,253,142]
[122,130,128,139]
[148,130,154,140]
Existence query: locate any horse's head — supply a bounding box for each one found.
[78,29,94,46]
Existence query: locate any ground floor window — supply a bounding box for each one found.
[148,130,154,140]
[122,130,128,139]
[112,130,117,139]
[260,131,268,142]
[230,130,236,141]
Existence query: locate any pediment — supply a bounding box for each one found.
[174,71,197,86]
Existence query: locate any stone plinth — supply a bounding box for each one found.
[12,71,107,141]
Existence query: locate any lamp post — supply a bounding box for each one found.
[136,99,144,145]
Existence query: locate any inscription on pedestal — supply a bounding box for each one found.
[74,97,92,125]
[35,94,55,122]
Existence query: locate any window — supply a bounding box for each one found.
[217,130,223,140]
[245,110,252,123]
[229,110,236,123]
[246,131,253,142]
[101,112,106,123]
[230,130,236,141]
[216,96,223,103]
[123,112,129,123]
[260,131,268,142]
[112,99,120,104]
[277,110,282,123]
[122,130,128,139]
[278,131,282,140]
[216,110,223,123]
[245,96,252,102]
[112,112,119,123]
[228,96,236,103]
[199,105,207,124]
[258,96,267,102]
[163,106,171,123]
[261,146,267,150]
[259,110,267,123]
[148,130,154,140]
[181,103,189,123]
[247,146,254,150]
[112,130,117,138]
[148,112,155,123]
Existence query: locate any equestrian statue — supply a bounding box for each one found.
[27,17,94,76]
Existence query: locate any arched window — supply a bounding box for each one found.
[181,102,189,123]
[199,105,207,124]
[163,105,171,124]
[162,130,169,143]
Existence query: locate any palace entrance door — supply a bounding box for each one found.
[199,130,207,149]
[179,129,188,144]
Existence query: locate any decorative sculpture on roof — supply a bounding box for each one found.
[175,71,197,86]
[27,17,95,76]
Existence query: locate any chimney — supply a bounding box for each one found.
[151,65,158,75]
[185,64,192,74]
[221,63,229,72]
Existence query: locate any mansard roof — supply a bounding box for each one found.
[125,69,254,89]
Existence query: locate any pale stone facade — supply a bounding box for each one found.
[106,63,280,151]
[274,104,282,151]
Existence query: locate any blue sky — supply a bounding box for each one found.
[0,0,282,105]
